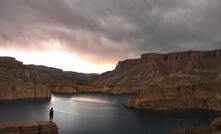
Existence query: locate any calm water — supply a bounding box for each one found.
[0,93,221,134]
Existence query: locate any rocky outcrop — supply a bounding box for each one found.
[173,117,221,134]
[0,57,51,100]
[0,121,59,134]
[124,83,221,110]
[95,49,221,110]
[0,57,98,101]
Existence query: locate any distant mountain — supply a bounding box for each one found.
[0,57,98,100]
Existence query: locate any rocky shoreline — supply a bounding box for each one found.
[51,82,221,111]
[51,84,136,94]
[173,117,221,134]
[123,83,221,111]
[0,121,59,134]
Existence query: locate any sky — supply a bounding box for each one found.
[0,0,221,73]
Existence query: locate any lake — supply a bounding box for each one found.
[0,93,220,134]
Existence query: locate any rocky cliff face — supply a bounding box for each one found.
[124,82,221,110]
[0,121,58,134]
[0,57,50,100]
[95,49,221,110]
[0,57,98,100]
[96,49,221,86]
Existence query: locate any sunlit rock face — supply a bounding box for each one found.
[95,49,221,110]
[0,57,98,100]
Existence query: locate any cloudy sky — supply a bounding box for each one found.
[0,0,220,73]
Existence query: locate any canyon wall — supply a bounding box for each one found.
[96,49,221,86]
[0,57,98,100]
[1,49,221,110]
[95,49,221,110]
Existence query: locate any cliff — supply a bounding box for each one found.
[96,49,221,86]
[124,82,221,110]
[0,121,58,134]
[95,49,221,110]
[0,57,98,101]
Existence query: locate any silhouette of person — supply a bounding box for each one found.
[49,107,54,122]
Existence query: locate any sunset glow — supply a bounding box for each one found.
[0,48,115,73]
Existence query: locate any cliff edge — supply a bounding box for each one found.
[0,121,58,134]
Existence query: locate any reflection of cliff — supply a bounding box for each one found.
[94,49,221,110]
[0,121,58,134]
[0,57,98,100]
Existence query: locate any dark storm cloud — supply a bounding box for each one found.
[0,0,221,62]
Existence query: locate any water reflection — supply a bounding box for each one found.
[0,93,221,134]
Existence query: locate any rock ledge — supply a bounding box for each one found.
[0,121,59,134]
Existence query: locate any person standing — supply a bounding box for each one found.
[49,107,54,122]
